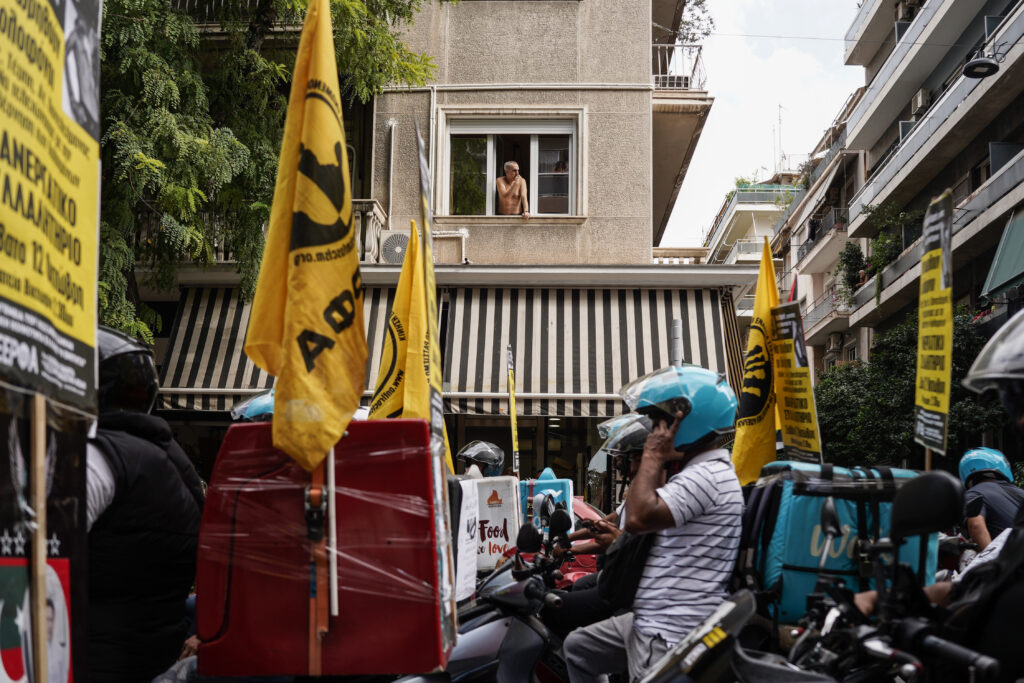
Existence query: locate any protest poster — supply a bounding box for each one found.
[1,0,101,677]
[913,191,954,457]
[771,301,822,463]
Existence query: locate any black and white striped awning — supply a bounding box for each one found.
[159,286,734,417]
[159,287,395,411]
[442,288,729,417]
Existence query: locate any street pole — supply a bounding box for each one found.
[671,318,683,367]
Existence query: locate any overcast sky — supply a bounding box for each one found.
[661,1,865,247]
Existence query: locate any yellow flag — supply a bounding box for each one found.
[732,238,780,485]
[244,0,367,470]
[368,220,455,472]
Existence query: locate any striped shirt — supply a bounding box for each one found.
[632,449,743,644]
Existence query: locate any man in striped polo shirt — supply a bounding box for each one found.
[564,366,741,682]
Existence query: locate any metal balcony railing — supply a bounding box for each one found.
[804,289,853,329]
[771,188,808,237]
[724,239,764,263]
[652,44,707,90]
[795,207,849,263]
[705,186,800,251]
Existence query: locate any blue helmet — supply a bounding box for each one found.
[618,365,737,451]
[958,447,1012,486]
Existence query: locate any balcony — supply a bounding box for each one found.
[651,247,708,265]
[795,208,849,273]
[850,146,1024,326]
[845,1,980,154]
[652,44,714,245]
[652,44,706,91]
[704,186,797,258]
[849,4,1024,237]
[724,239,764,265]
[844,0,894,66]
[804,289,853,345]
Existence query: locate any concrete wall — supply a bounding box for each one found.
[370,0,653,265]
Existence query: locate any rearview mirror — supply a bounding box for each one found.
[517,523,543,553]
[891,470,963,542]
[549,509,573,538]
[820,497,842,540]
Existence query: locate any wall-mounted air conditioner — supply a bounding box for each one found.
[912,88,931,117]
[378,229,411,265]
[826,332,844,354]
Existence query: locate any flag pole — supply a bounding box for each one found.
[327,444,338,616]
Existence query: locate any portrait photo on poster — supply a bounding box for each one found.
[57,0,102,140]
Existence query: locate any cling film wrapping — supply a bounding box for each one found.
[195,419,454,676]
[0,0,99,410]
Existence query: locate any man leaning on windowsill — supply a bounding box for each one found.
[496,160,530,220]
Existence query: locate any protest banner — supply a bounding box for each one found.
[732,238,780,485]
[507,345,520,477]
[913,191,954,465]
[1,0,100,675]
[771,301,822,463]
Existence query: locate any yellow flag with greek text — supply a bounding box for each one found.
[732,238,780,485]
[244,0,367,470]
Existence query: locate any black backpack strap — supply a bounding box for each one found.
[850,467,872,591]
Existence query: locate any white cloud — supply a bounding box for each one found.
[661,2,864,246]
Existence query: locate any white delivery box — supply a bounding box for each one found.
[473,476,522,572]
[455,478,479,601]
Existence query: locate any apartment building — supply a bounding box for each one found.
[149,0,758,483]
[773,0,1024,379]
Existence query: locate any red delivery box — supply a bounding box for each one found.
[195,419,455,676]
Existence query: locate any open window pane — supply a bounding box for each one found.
[450,135,487,215]
[537,135,570,214]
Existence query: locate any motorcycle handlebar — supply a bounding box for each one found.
[524,580,562,608]
[918,635,1000,681]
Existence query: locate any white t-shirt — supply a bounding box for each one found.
[632,448,743,644]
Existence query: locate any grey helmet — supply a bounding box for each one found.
[457,441,505,477]
[97,326,159,414]
[963,308,1024,429]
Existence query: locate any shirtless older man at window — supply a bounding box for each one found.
[496,160,529,219]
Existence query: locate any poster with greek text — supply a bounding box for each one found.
[0,390,89,683]
[914,191,953,454]
[770,302,822,463]
[0,0,99,410]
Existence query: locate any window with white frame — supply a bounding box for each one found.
[444,119,577,216]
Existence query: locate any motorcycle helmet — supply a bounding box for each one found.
[958,447,1012,486]
[599,414,652,459]
[597,413,640,439]
[98,326,159,414]
[457,441,505,477]
[963,308,1024,431]
[619,365,737,451]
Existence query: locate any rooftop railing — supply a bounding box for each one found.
[653,44,707,90]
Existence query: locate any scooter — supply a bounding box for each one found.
[399,508,574,683]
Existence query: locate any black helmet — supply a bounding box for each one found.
[456,441,504,477]
[98,326,159,414]
[963,308,1024,430]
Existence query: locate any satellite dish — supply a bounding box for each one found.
[963,54,999,79]
[380,231,411,264]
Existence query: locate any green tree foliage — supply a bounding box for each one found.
[814,309,1006,469]
[99,0,441,340]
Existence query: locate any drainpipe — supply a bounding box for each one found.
[387,118,397,230]
[671,319,683,367]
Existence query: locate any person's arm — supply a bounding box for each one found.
[517,177,530,219]
[86,443,116,531]
[967,515,992,550]
[624,412,685,534]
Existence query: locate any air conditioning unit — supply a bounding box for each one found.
[912,88,931,116]
[826,333,844,354]
[378,229,411,265]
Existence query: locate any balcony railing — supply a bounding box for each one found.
[652,44,707,90]
[848,4,1024,226]
[651,247,708,264]
[725,239,764,263]
[804,289,853,329]
[777,269,795,296]
[704,186,798,251]
[807,129,847,188]
[771,188,808,237]
[795,207,849,264]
